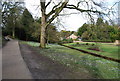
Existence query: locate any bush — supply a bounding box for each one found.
[60,38,73,44]
[76,42,80,45]
[86,43,89,45]
[83,39,112,43]
[73,38,79,41]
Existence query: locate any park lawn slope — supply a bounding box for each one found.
[20,41,120,79]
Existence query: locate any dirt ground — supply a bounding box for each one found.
[19,43,93,79]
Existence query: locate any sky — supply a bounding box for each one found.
[24,0,119,31]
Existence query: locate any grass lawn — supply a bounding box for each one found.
[20,41,120,79]
[64,42,119,59]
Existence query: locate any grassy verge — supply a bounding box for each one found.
[20,41,120,79]
[64,42,119,59]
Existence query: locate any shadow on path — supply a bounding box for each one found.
[19,43,93,79]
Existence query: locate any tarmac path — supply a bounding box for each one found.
[2,40,33,79]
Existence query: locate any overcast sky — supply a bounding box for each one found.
[24,0,119,31]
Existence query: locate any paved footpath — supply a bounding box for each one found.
[2,40,33,79]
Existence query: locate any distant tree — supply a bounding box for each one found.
[46,25,60,43]
[2,2,24,38]
[60,30,72,39]
[31,21,41,42]
[109,25,120,41]
[0,2,1,28]
[105,21,109,26]
[81,31,89,40]
[77,23,89,37]
[96,17,107,40]
[21,8,34,40]
[96,17,104,26]
[77,17,119,42]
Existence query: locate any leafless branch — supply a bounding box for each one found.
[92,0,102,7]
[46,1,68,27]
[65,4,104,15]
[77,1,86,7]
[108,1,120,15]
[87,12,95,24]
[56,17,67,30]
[45,0,52,8]
[46,1,62,18]
[58,12,80,16]
[35,5,40,10]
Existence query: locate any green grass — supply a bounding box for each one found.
[21,41,40,46]
[20,41,120,79]
[64,42,119,59]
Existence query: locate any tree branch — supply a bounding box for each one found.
[107,1,120,15]
[45,0,52,8]
[58,12,80,16]
[92,0,102,7]
[77,1,88,8]
[46,1,62,18]
[65,4,105,14]
[46,1,68,27]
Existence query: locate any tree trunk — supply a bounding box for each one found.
[39,0,68,48]
[40,1,46,48]
[40,21,46,48]
[47,33,49,45]
[12,27,15,38]
[12,19,15,38]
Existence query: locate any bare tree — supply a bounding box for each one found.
[40,0,105,48]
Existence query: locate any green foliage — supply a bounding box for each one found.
[96,17,104,26]
[81,31,90,40]
[2,2,24,38]
[31,21,41,41]
[61,38,73,44]
[77,23,88,36]
[77,17,119,42]
[21,9,34,27]
[83,39,112,42]
[60,30,74,39]
[109,26,120,41]
[46,25,60,43]
[20,8,35,40]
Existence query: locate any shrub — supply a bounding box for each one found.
[83,39,112,43]
[66,38,73,43]
[76,42,80,45]
[86,43,89,45]
[73,38,79,41]
[61,38,73,44]
[92,44,95,46]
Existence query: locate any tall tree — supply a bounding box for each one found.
[77,17,119,42]
[21,8,34,40]
[77,23,89,37]
[2,1,24,38]
[96,17,104,26]
[46,25,60,43]
[60,30,72,39]
[40,0,105,48]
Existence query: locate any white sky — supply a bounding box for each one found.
[24,0,119,31]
